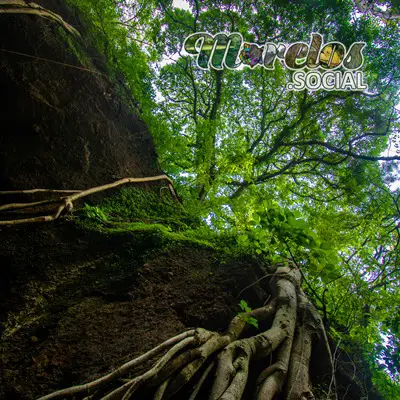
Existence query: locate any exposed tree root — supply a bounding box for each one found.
[37,263,337,400]
[36,330,196,400]
[0,175,176,225]
[0,0,81,37]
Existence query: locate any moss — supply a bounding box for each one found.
[73,187,262,259]
[56,25,94,69]
[74,219,216,250]
[75,187,201,236]
[99,187,191,223]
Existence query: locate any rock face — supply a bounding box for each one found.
[0,3,171,397]
[0,224,269,399]
[0,0,160,190]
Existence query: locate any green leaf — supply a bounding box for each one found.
[247,317,259,329]
[320,242,332,250]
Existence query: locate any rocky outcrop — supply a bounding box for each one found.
[0,0,160,190]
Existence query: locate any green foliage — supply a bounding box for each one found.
[81,204,108,222]
[67,0,400,396]
[76,187,196,231]
[100,187,191,224]
[238,300,259,329]
[75,188,255,256]
[67,0,156,115]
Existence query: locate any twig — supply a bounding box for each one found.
[236,273,275,299]
[327,338,341,400]
[0,48,106,76]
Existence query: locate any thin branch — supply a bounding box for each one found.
[282,140,400,161]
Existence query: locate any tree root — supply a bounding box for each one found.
[37,263,337,400]
[0,0,81,37]
[0,175,176,225]
[37,330,196,400]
